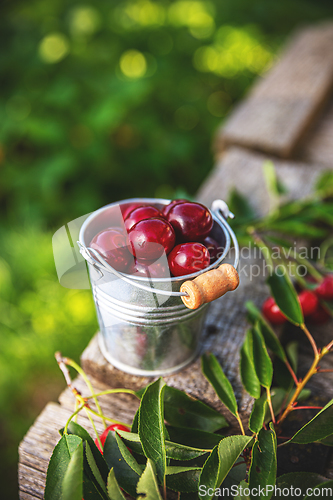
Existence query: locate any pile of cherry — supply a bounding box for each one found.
[262,275,333,325]
[90,200,223,278]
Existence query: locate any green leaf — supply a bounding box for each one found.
[85,442,107,495]
[139,378,167,484]
[166,466,201,492]
[107,468,126,500]
[45,434,82,500]
[166,425,225,450]
[240,330,261,398]
[288,398,333,444]
[267,270,304,325]
[117,430,210,460]
[245,301,286,361]
[248,425,277,499]
[286,341,298,372]
[234,480,250,500]
[131,408,139,432]
[272,472,329,499]
[251,325,273,389]
[267,221,327,239]
[199,435,252,500]
[304,480,333,499]
[62,440,83,500]
[201,353,238,417]
[136,459,163,500]
[62,421,109,483]
[249,393,268,434]
[164,385,228,432]
[263,160,286,207]
[103,431,141,497]
[228,188,256,223]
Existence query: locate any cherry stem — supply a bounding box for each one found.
[86,389,138,399]
[236,413,245,436]
[300,323,319,358]
[266,387,276,424]
[291,406,323,410]
[284,359,298,386]
[317,369,333,373]
[325,339,333,352]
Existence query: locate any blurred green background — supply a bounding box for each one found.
[1,0,333,498]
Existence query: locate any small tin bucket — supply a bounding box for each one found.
[78,198,239,376]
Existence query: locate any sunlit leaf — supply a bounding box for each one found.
[62,440,83,500]
[136,459,163,500]
[240,330,261,398]
[267,270,303,325]
[107,468,126,500]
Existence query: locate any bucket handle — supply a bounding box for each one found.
[77,199,239,299]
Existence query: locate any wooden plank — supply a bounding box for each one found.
[216,23,333,157]
[299,96,333,166]
[197,146,329,218]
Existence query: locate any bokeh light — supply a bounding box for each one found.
[119,49,147,78]
[39,32,70,63]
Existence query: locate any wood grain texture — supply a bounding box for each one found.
[216,23,333,157]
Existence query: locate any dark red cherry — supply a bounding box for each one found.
[90,228,132,272]
[166,201,213,242]
[298,290,318,317]
[203,236,223,264]
[168,242,210,277]
[262,297,286,325]
[315,275,333,301]
[120,202,146,221]
[162,199,188,218]
[124,206,163,231]
[307,304,331,324]
[127,258,170,279]
[128,218,176,260]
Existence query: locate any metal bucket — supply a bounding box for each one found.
[78,198,239,376]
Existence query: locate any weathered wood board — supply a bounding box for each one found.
[216,23,333,158]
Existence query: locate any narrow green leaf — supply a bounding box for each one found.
[62,441,83,500]
[131,408,139,433]
[136,459,163,500]
[107,468,126,500]
[164,385,228,432]
[62,421,109,483]
[249,425,277,499]
[249,393,268,434]
[245,301,286,361]
[288,398,333,444]
[45,434,82,500]
[139,378,167,484]
[251,325,273,389]
[303,480,333,500]
[267,270,303,325]
[85,442,107,494]
[240,330,261,398]
[166,425,224,450]
[103,431,141,497]
[199,435,252,499]
[117,430,210,461]
[202,353,238,417]
[166,466,201,492]
[272,472,329,500]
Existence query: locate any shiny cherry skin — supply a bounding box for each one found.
[124,205,163,232]
[307,303,331,324]
[162,199,188,218]
[120,202,146,221]
[128,217,176,260]
[315,275,333,301]
[127,258,170,278]
[262,297,286,325]
[94,424,130,454]
[166,201,213,242]
[298,290,318,317]
[203,236,223,264]
[90,228,132,272]
[168,242,210,277]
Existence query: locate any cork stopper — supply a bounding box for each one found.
[180,263,239,310]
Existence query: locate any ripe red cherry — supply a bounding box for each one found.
[203,236,222,264]
[166,201,213,242]
[168,242,210,277]
[162,199,188,218]
[298,290,318,317]
[94,424,130,454]
[128,218,176,260]
[315,275,333,301]
[90,228,132,272]
[262,297,286,325]
[127,258,170,278]
[307,304,331,325]
[120,202,146,220]
[124,206,163,231]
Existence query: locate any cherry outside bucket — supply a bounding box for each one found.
[78,198,238,377]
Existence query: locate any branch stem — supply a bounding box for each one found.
[266,387,276,424]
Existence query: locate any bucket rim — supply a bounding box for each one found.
[78,197,232,283]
